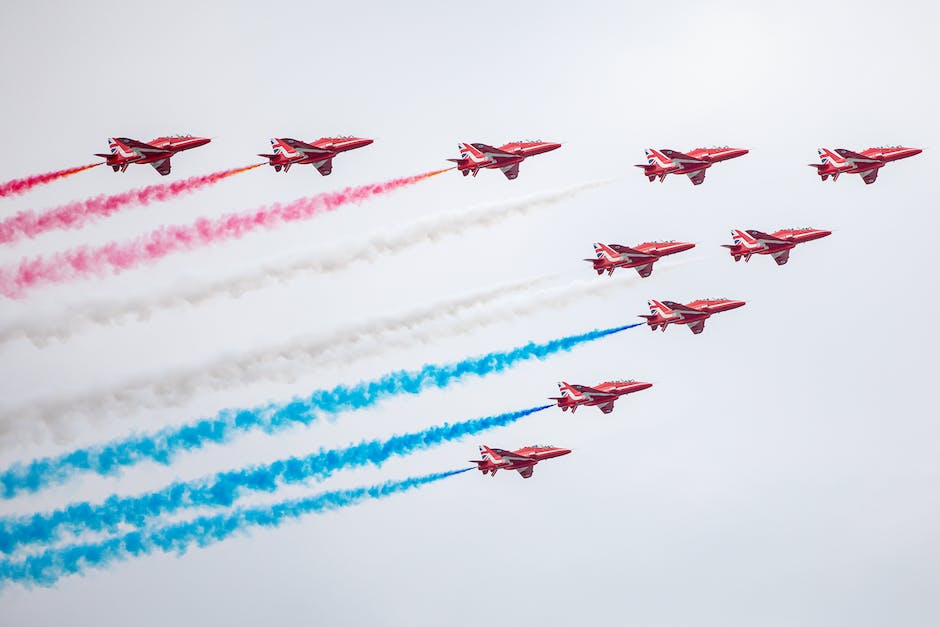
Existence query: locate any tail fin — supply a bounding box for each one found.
[458,142,487,163]
[479,445,501,463]
[648,299,673,316]
[592,242,619,262]
[108,137,137,159]
[270,138,300,157]
[645,148,672,168]
[556,381,576,398]
[818,147,844,165]
[731,229,757,246]
[643,300,673,329]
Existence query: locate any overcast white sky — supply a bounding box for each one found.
[0,1,938,625]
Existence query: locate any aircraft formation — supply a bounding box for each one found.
[7,135,919,482]
[87,135,921,185]
[0,131,925,586]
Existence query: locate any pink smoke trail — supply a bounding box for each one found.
[0,164,263,245]
[0,168,450,298]
[0,163,101,199]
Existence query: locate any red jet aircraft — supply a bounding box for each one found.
[809,147,922,184]
[586,240,695,277]
[640,298,746,335]
[471,444,571,479]
[447,141,561,179]
[550,380,652,414]
[722,228,831,266]
[258,136,373,174]
[95,136,211,175]
[635,147,748,185]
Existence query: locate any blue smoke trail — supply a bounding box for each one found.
[0,405,549,554]
[0,468,470,587]
[1,323,639,498]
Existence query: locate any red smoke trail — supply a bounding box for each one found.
[0,168,450,298]
[0,163,101,199]
[0,164,263,245]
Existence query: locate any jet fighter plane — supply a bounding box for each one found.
[95,136,211,175]
[447,140,561,179]
[635,147,748,185]
[722,228,831,266]
[586,240,695,277]
[550,380,652,414]
[809,146,921,184]
[640,298,746,335]
[258,136,373,174]
[471,444,571,478]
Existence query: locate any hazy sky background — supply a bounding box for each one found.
[1,1,938,625]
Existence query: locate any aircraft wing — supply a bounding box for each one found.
[120,138,169,156]
[500,163,520,180]
[661,149,707,164]
[599,400,616,414]
[150,158,171,176]
[686,169,707,185]
[473,143,516,159]
[314,159,334,176]
[280,138,334,157]
[490,449,535,463]
[608,244,644,256]
[687,319,706,335]
[859,168,880,184]
[517,466,534,479]
[573,384,618,398]
[836,148,881,165]
[669,303,705,318]
[750,230,787,245]
[771,248,791,265]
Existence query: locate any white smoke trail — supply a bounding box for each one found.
[0,181,609,348]
[0,274,557,441]
[0,268,649,445]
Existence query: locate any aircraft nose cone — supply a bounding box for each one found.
[545,142,562,151]
[192,137,212,146]
[555,448,572,457]
[726,300,747,310]
[638,382,654,391]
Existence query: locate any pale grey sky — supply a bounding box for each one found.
[0,1,938,626]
